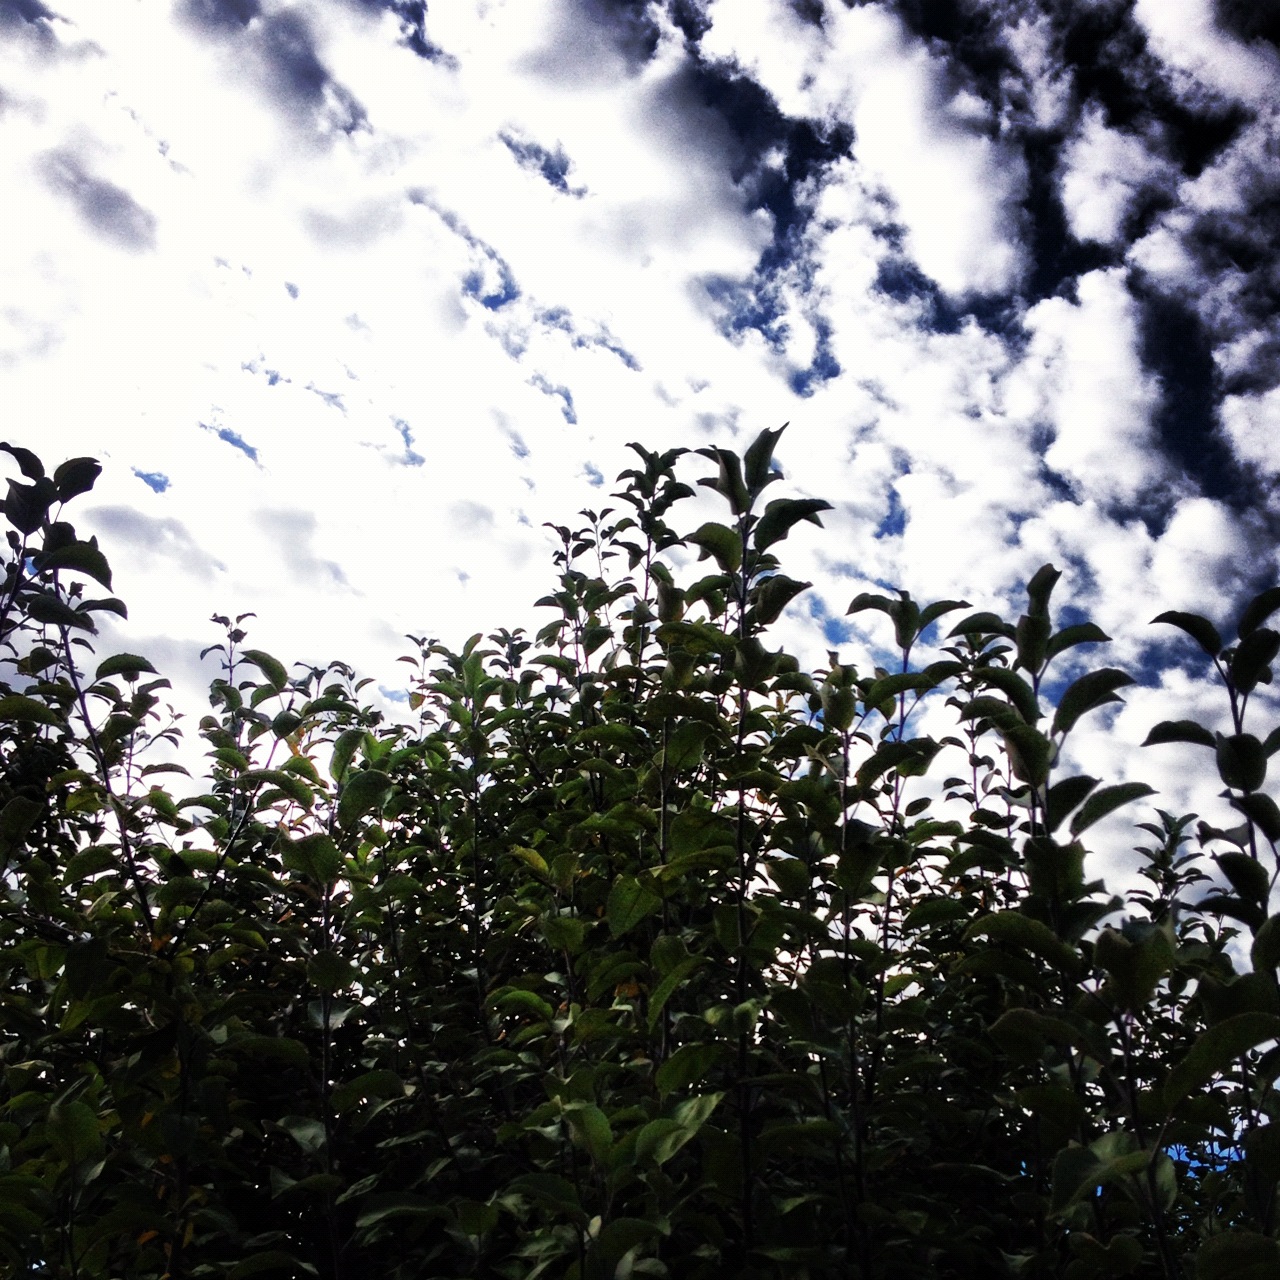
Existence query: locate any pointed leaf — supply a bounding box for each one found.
[743,423,786,492]
[1239,587,1280,639]
[686,521,742,573]
[946,610,1013,638]
[241,649,288,691]
[607,875,661,938]
[0,443,44,480]
[283,832,343,884]
[1231,628,1280,694]
[753,496,832,551]
[1217,733,1266,792]
[1152,609,1222,657]
[52,456,101,500]
[96,653,158,681]
[975,667,1040,724]
[1164,1013,1280,1110]
[1143,719,1216,748]
[338,769,394,827]
[1052,668,1134,735]
[1231,792,1280,844]
[1045,622,1110,660]
[0,694,62,725]
[1069,782,1155,837]
[1046,775,1100,833]
[1025,564,1061,618]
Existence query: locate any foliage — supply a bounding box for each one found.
[1,431,1279,1279]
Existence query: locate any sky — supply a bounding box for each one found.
[3,0,1279,875]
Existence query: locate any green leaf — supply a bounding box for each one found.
[696,448,751,515]
[655,1043,723,1098]
[337,769,394,827]
[1,442,44,480]
[749,573,811,626]
[1195,1232,1280,1280]
[1045,622,1110,660]
[1251,916,1280,973]
[1068,782,1155,837]
[46,1101,102,1165]
[966,912,1082,976]
[1163,1013,1280,1110]
[1215,851,1270,905]
[647,956,705,1031]
[241,769,314,808]
[1025,564,1061,619]
[1231,628,1280,694]
[686,521,742,573]
[0,795,42,851]
[0,694,62,725]
[946,610,1013,638]
[1152,609,1222,657]
[1239,586,1280,639]
[242,648,289,691]
[974,667,1040,724]
[509,845,549,876]
[635,1118,695,1167]
[753,497,832,551]
[1142,719,1216,748]
[227,1250,319,1278]
[565,1102,612,1163]
[283,832,343,884]
[1045,775,1099,833]
[1232,792,1280,843]
[307,950,354,992]
[1052,668,1134,735]
[1217,733,1267,792]
[743,423,786,493]
[52,456,101,501]
[39,539,112,589]
[25,591,95,631]
[95,652,158,681]
[607,875,661,938]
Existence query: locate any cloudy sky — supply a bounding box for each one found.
[3,0,1279,858]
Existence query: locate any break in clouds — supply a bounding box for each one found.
[2,0,1279,859]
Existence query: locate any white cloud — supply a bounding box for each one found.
[1059,107,1172,245]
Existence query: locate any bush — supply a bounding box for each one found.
[1,431,1279,1279]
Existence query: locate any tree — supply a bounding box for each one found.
[0,430,1278,1279]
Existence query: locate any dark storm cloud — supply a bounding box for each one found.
[1212,0,1280,51]
[499,131,583,196]
[37,150,157,251]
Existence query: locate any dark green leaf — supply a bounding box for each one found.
[974,667,1040,724]
[1025,564,1061,619]
[753,497,832,551]
[1045,775,1099,833]
[1051,668,1134,735]
[655,1043,724,1098]
[1045,622,1110,660]
[1239,586,1280,639]
[52,456,102,500]
[337,769,394,827]
[1164,1013,1280,1110]
[0,694,61,724]
[743,423,786,493]
[95,652,158,681]
[1215,851,1270,905]
[1142,719,1216,748]
[1195,1233,1280,1280]
[242,648,289,691]
[686,521,742,573]
[607,875,661,938]
[1231,627,1280,694]
[1068,782,1156,837]
[39,539,112,589]
[1232,792,1280,843]
[946,611,1013,638]
[25,591,95,631]
[750,573,811,626]
[1217,733,1267,792]
[1,443,44,480]
[283,832,343,884]
[1152,609,1222,657]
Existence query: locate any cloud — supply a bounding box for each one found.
[37,149,157,250]
[86,506,225,580]
[499,130,584,196]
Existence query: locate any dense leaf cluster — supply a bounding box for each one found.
[1,432,1279,1279]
